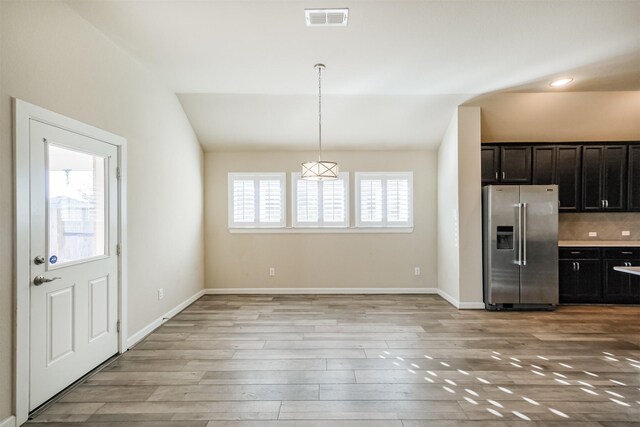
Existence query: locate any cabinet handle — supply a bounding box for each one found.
[502,171,506,180]
[570,251,581,254]
[576,262,580,271]
[495,171,498,180]
[572,262,576,271]
[621,251,633,255]
[601,200,604,208]
[605,200,609,208]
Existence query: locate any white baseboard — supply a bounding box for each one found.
[204,287,438,295]
[126,289,205,348]
[436,289,484,309]
[0,416,16,427]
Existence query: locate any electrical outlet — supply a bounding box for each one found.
[269,267,275,277]
[414,267,421,276]
[588,231,597,237]
[158,288,164,300]
[622,230,631,236]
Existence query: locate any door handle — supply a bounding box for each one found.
[33,275,61,286]
[521,203,527,266]
[517,203,523,265]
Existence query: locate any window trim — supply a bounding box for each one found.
[228,172,286,228]
[355,171,413,228]
[291,172,350,228]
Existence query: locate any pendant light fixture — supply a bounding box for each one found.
[302,63,339,180]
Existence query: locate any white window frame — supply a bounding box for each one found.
[228,172,286,228]
[291,172,350,228]
[355,171,413,228]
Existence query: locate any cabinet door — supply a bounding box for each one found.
[558,259,577,303]
[603,260,629,303]
[481,146,500,185]
[628,145,640,212]
[532,146,555,185]
[575,260,602,302]
[582,146,604,211]
[556,146,581,211]
[602,145,627,211]
[501,146,531,183]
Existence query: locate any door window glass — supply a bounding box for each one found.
[48,144,107,265]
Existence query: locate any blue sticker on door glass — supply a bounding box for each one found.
[49,255,58,264]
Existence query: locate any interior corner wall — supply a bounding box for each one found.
[437,110,461,303]
[204,150,437,291]
[0,1,205,419]
[437,106,483,308]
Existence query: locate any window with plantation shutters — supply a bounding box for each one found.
[228,173,285,228]
[355,172,413,227]
[291,172,349,227]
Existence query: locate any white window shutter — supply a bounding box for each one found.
[259,179,283,223]
[387,178,409,223]
[323,179,345,223]
[233,180,255,223]
[296,179,319,223]
[359,179,383,223]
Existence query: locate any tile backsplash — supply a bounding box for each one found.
[559,212,640,241]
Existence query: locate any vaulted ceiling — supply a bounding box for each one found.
[66,0,640,150]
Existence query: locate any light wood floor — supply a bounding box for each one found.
[28,295,640,426]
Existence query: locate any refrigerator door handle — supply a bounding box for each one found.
[522,203,527,266]
[517,203,522,265]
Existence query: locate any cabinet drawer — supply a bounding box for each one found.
[602,248,640,259]
[559,248,600,259]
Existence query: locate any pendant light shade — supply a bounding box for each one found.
[301,160,339,181]
[302,64,338,180]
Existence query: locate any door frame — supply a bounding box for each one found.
[13,99,128,425]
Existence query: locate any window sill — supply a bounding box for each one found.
[228,227,414,234]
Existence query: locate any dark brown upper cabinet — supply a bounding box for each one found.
[500,146,531,183]
[582,145,627,211]
[481,146,500,185]
[628,145,640,211]
[532,146,581,211]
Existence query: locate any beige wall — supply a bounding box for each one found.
[437,107,483,307]
[456,107,483,304]
[0,1,204,419]
[204,151,437,290]
[437,111,461,302]
[466,92,640,143]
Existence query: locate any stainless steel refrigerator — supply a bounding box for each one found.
[482,185,559,310]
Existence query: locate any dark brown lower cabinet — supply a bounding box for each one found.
[559,258,601,303]
[559,247,639,304]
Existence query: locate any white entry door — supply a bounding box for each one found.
[29,120,119,410]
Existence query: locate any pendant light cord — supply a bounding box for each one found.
[317,64,322,161]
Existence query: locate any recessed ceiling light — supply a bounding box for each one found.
[549,77,573,87]
[305,9,349,27]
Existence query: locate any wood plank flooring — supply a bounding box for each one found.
[28,295,640,426]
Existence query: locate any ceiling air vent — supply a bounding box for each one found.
[305,9,349,27]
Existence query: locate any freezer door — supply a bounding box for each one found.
[483,186,521,304]
[519,185,559,304]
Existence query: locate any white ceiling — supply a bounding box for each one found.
[66,0,640,151]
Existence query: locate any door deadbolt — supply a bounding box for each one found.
[34,256,45,265]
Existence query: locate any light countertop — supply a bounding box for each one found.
[559,240,640,247]
[613,266,640,276]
